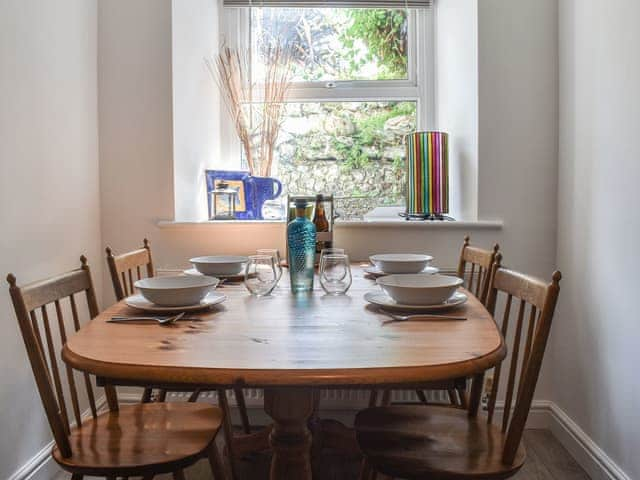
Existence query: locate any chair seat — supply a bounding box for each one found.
[53,402,223,476]
[355,405,526,480]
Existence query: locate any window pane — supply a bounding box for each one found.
[251,8,409,82]
[276,101,416,218]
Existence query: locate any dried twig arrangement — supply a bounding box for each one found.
[206,45,293,177]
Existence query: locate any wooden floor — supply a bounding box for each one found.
[54,429,590,480]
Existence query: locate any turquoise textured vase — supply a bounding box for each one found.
[287,202,316,293]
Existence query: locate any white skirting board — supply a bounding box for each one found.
[13,393,632,480]
[8,396,107,480]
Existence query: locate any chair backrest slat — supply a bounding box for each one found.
[7,256,105,458]
[482,253,562,465]
[520,307,538,386]
[54,299,83,429]
[486,292,512,424]
[29,310,47,368]
[40,305,71,435]
[469,262,476,292]
[475,266,484,298]
[106,239,155,301]
[69,293,98,419]
[501,299,526,432]
[456,236,500,305]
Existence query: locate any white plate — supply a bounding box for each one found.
[125,291,227,312]
[184,268,245,282]
[364,290,467,312]
[364,265,439,278]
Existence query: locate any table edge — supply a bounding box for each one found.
[62,341,506,388]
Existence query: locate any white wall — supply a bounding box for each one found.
[556,1,640,478]
[435,0,479,221]
[172,0,221,221]
[0,1,100,477]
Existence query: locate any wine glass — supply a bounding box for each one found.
[319,254,352,295]
[256,248,283,283]
[244,255,278,296]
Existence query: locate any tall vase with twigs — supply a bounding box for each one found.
[206,45,293,178]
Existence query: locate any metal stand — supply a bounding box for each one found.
[399,212,456,221]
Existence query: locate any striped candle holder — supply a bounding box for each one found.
[405,131,450,219]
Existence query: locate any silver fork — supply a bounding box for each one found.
[108,312,186,325]
[380,310,466,325]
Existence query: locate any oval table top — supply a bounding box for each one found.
[63,268,506,387]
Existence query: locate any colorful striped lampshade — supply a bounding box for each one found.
[405,131,449,217]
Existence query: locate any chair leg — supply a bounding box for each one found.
[157,389,168,402]
[359,458,373,480]
[172,470,186,480]
[207,442,228,480]
[368,390,379,407]
[447,389,459,406]
[104,384,119,412]
[415,389,428,404]
[381,389,391,406]
[360,458,381,480]
[70,475,83,480]
[457,386,469,409]
[217,389,238,480]
[233,387,251,434]
[188,388,202,402]
[141,387,153,403]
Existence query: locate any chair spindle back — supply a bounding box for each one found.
[106,238,154,300]
[457,236,500,305]
[481,253,561,464]
[7,256,102,459]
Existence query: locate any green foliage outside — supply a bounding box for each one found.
[341,9,408,79]
[332,9,411,173]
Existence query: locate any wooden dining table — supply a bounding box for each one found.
[62,266,505,480]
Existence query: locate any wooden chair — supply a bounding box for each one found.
[355,255,562,480]
[457,235,500,305]
[106,239,156,403]
[443,236,500,407]
[410,236,500,408]
[7,257,228,479]
[105,240,252,435]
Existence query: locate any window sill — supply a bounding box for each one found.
[156,219,504,230]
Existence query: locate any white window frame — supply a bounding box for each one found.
[219,6,435,170]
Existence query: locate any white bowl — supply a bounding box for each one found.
[134,275,219,307]
[369,253,433,274]
[190,255,248,276]
[376,274,463,305]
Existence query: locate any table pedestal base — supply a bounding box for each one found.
[264,388,315,480]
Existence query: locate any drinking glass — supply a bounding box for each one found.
[320,248,346,280]
[244,255,278,296]
[319,254,352,295]
[256,248,283,283]
[320,247,345,260]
